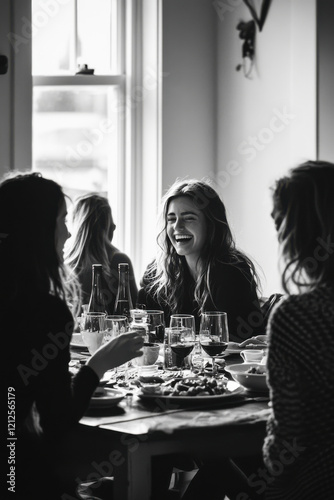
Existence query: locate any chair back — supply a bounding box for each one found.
[261,293,283,329]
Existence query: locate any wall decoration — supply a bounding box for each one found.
[236,0,272,78]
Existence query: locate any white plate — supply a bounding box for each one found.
[224,342,242,354]
[225,339,268,355]
[70,332,88,350]
[89,389,124,409]
[138,381,244,405]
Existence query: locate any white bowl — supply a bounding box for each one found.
[225,363,269,393]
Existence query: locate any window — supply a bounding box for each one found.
[30,0,162,279]
[32,0,123,239]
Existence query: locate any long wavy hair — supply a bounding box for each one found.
[271,160,334,293]
[65,194,116,282]
[0,172,74,305]
[145,178,260,314]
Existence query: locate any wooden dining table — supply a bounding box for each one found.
[75,352,271,500]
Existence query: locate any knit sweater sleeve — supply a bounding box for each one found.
[262,286,334,498]
[263,296,307,474]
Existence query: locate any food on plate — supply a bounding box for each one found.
[246,365,266,375]
[141,376,228,397]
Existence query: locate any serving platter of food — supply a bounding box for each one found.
[138,376,244,405]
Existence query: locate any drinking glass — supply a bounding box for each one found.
[168,314,196,373]
[199,311,229,377]
[170,314,195,332]
[106,315,129,377]
[105,315,129,341]
[146,310,165,343]
[81,312,106,355]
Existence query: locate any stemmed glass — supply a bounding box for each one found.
[169,314,196,373]
[199,311,229,377]
[81,312,107,355]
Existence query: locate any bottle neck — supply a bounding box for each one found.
[88,265,106,313]
[118,269,130,298]
[114,265,133,316]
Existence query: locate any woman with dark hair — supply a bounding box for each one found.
[1,173,143,499]
[138,178,264,341]
[262,160,334,499]
[65,193,138,313]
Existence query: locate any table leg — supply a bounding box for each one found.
[114,438,152,500]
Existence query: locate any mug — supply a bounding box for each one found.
[240,349,263,363]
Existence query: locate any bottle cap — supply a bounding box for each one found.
[130,309,148,322]
[118,262,129,270]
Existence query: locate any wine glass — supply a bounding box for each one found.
[81,312,106,355]
[170,314,195,332]
[199,311,229,377]
[169,314,196,373]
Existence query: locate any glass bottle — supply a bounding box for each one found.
[88,264,107,313]
[114,263,133,319]
[191,334,204,374]
[130,309,149,340]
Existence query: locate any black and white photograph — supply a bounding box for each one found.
[1,1,334,499]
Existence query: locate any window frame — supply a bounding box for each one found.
[21,0,163,282]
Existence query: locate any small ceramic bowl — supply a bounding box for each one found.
[225,363,269,392]
[240,349,264,363]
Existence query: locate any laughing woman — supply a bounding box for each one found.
[138,179,264,342]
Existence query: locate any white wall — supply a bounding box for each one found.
[215,0,317,295]
[162,0,217,190]
[318,0,334,161]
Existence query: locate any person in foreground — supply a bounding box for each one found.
[65,193,138,313]
[138,178,264,341]
[182,160,334,499]
[262,160,334,499]
[1,173,143,499]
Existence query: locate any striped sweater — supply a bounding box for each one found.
[262,284,334,499]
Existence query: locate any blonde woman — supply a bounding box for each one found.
[65,193,138,313]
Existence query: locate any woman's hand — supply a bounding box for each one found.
[87,330,144,380]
